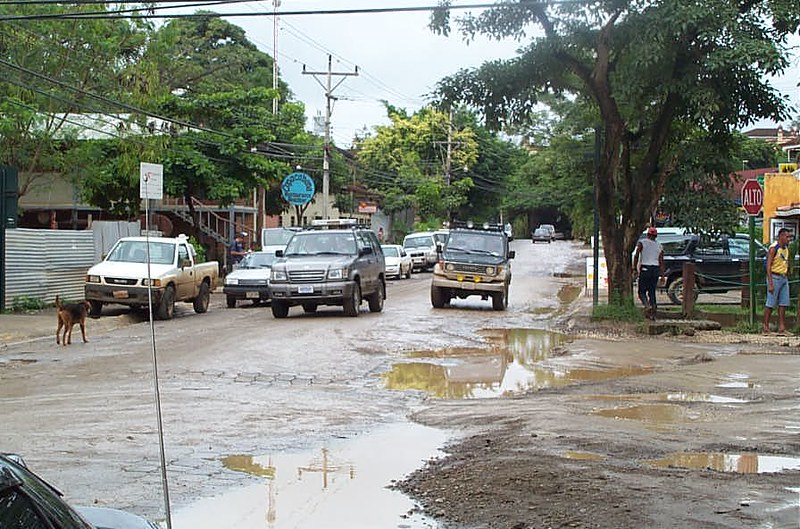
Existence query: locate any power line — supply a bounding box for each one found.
[0,0,254,20]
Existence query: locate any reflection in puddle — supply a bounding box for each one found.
[563,451,605,461]
[592,404,697,424]
[647,452,800,474]
[172,423,447,529]
[716,373,757,389]
[384,329,654,399]
[586,393,749,404]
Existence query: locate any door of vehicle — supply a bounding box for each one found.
[175,243,195,299]
[691,238,739,290]
[356,231,379,293]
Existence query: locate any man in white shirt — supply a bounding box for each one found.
[633,227,665,320]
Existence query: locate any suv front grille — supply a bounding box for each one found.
[450,263,486,274]
[288,270,326,282]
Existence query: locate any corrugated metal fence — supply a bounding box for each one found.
[4,228,94,306]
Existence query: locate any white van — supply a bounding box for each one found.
[261,227,301,255]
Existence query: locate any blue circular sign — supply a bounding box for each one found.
[281,172,315,206]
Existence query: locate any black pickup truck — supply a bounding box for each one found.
[660,234,767,304]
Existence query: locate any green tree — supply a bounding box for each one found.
[431,0,798,302]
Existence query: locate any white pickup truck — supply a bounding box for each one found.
[84,235,219,320]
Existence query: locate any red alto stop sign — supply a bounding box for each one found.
[741,179,763,215]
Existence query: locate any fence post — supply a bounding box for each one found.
[682,262,696,317]
[740,262,749,309]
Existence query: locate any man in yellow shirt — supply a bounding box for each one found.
[763,228,791,335]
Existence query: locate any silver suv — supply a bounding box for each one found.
[403,231,438,271]
[268,220,386,317]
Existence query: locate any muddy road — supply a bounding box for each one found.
[2,239,799,528]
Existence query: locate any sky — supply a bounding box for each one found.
[204,1,800,146]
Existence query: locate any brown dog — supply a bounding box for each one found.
[55,295,91,346]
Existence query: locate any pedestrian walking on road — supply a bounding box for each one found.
[633,226,665,320]
[763,228,791,335]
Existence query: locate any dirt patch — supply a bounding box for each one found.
[395,296,800,528]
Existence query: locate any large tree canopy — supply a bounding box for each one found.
[432,0,799,302]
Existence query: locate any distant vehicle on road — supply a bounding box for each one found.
[403,231,439,271]
[382,244,413,279]
[531,227,552,244]
[223,251,276,307]
[261,227,301,255]
[538,224,556,241]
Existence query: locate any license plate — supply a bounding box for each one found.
[298,285,314,294]
[246,291,259,299]
[112,290,129,299]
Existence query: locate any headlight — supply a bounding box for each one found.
[142,278,162,287]
[272,269,287,281]
[328,268,345,280]
[446,263,455,272]
[225,277,239,285]
[86,275,101,283]
[485,266,496,275]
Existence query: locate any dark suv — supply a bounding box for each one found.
[661,233,767,304]
[430,223,514,310]
[268,219,386,317]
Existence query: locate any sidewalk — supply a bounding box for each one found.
[0,308,136,346]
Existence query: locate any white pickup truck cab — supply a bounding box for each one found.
[85,235,219,320]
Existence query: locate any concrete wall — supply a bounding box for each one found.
[762,172,800,242]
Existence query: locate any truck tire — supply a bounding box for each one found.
[666,277,699,305]
[226,296,236,308]
[431,285,447,308]
[193,281,210,313]
[492,288,508,311]
[343,283,361,317]
[89,300,103,317]
[368,281,385,313]
[156,285,175,320]
[271,301,289,318]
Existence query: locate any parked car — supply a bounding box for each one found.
[260,227,301,255]
[531,227,552,244]
[538,224,556,241]
[223,251,276,307]
[403,231,439,271]
[0,453,158,529]
[660,233,768,304]
[382,244,412,279]
[84,235,218,320]
[269,219,386,318]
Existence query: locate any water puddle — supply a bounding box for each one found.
[557,284,583,305]
[585,392,749,404]
[592,404,699,425]
[171,423,447,529]
[384,329,654,399]
[716,373,757,389]
[647,452,800,474]
[563,451,605,461]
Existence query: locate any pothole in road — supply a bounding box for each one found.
[557,284,583,305]
[716,373,758,389]
[646,452,800,474]
[562,451,606,461]
[585,392,750,404]
[383,329,655,399]
[171,423,447,529]
[591,403,701,425]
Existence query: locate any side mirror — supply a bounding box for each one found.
[181,259,191,269]
[508,250,516,259]
[275,250,284,257]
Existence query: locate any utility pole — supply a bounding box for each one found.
[444,107,453,186]
[272,0,280,115]
[303,55,358,219]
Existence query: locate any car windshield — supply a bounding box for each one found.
[382,246,400,257]
[263,228,297,247]
[446,232,504,256]
[106,241,175,265]
[534,229,548,236]
[404,236,432,248]
[284,233,356,256]
[240,252,276,269]
[433,233,449,245]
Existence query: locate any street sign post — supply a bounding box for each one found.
[741,178,763,326]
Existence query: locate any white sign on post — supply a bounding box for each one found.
[140,162,163,200]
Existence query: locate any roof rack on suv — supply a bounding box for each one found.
[448,220,505,232]
[308,218,370,230]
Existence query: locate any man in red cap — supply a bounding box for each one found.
[633,226,665,320]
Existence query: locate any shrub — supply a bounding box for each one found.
[11,296,47,312]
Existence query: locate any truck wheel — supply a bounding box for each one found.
[271,301,289,318]
[193,281,210,313]
[368,281,385,313]
[89,300,103,317]
[405,266,412,279]
[156,285,175,320]
[492,288,508,311]
[666,277,698,305]
[431,285,447,308]
[226,296,236,308]
[343,283,361,317]
[302,303,318,313]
